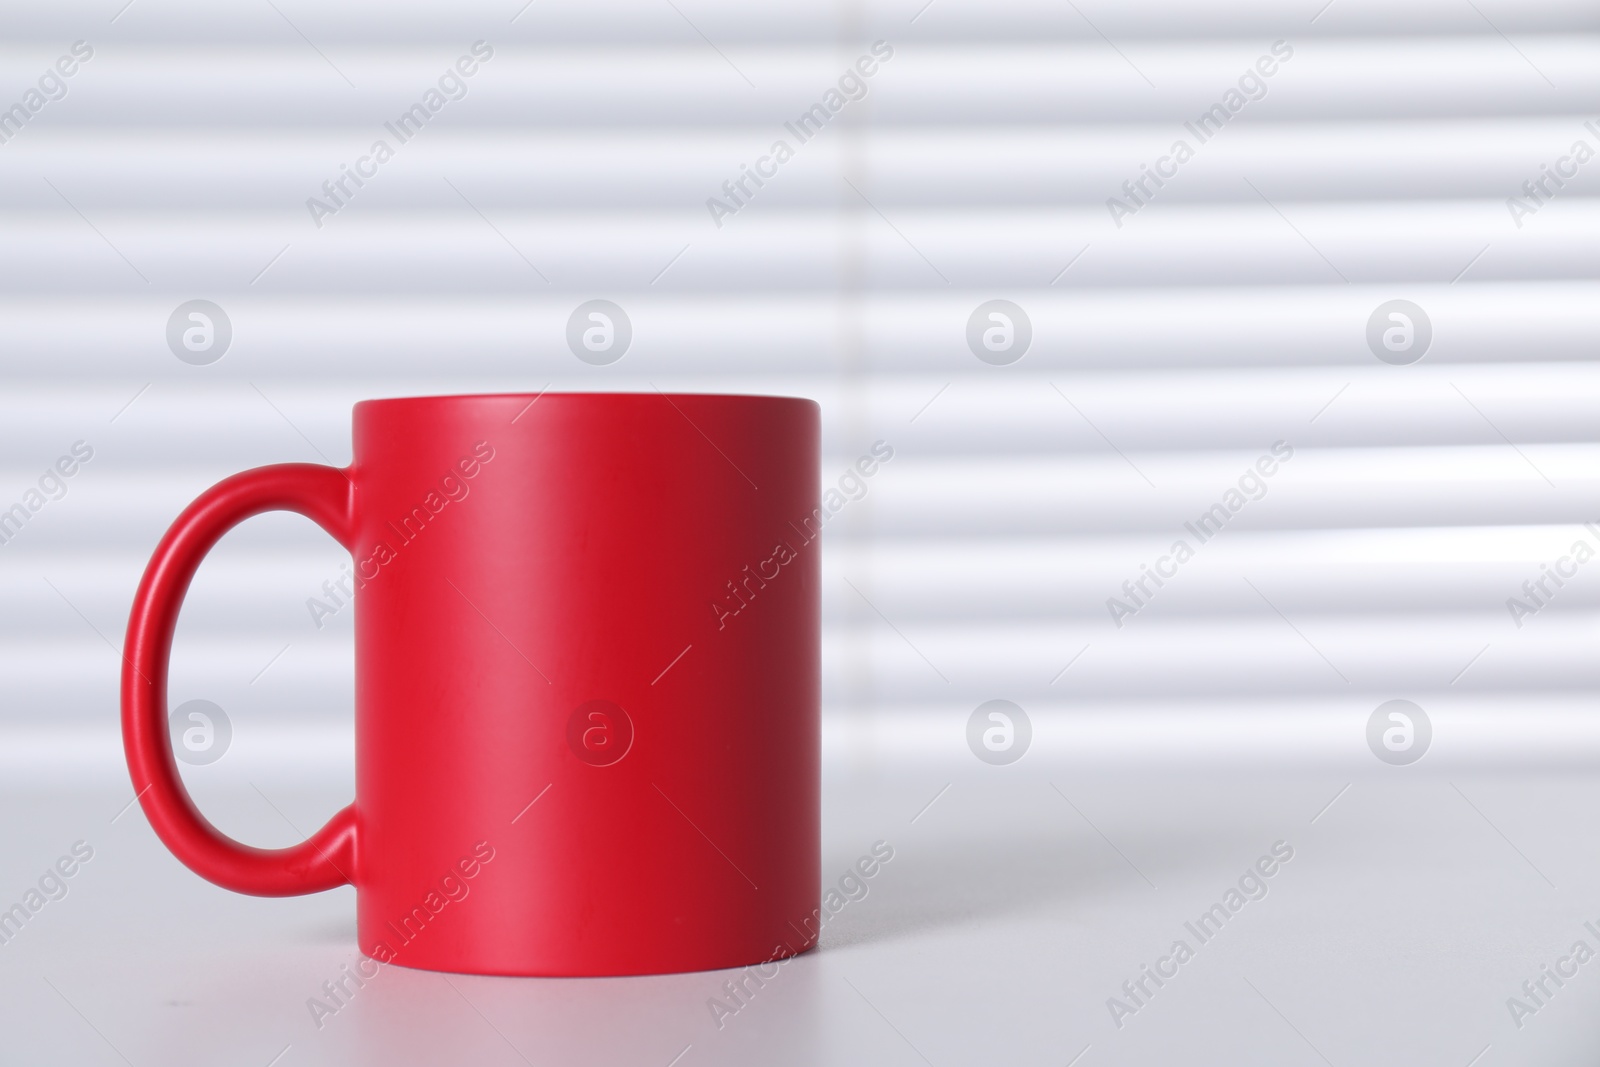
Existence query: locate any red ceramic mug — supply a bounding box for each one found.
[121,392,820,976]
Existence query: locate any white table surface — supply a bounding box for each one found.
[3,763,1596,1067]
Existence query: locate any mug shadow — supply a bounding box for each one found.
[336,947,822,1067]
[817,824,1248,951]
[812,767,1329,951]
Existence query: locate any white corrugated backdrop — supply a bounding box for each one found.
[1,0,1598,783]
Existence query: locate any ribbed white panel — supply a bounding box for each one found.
[5,123,1600,210]
[0,2,1594,765]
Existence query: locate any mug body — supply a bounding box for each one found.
[347,393,820,975]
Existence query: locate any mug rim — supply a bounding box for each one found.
[355,391,818,412]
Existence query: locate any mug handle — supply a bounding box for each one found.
[121,463,359,896]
